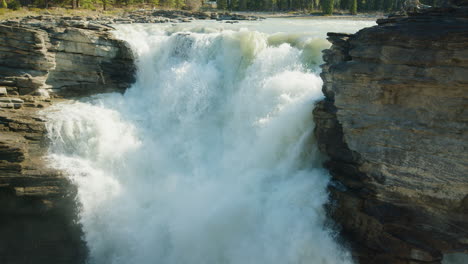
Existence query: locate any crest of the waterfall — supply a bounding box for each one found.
[44,20,375,264]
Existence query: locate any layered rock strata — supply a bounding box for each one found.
[0,95,87,264]
[0,16,135,97]
[315,6,468,264]
[0,17,136,263]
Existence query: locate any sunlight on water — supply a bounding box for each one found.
[44,19,375,264]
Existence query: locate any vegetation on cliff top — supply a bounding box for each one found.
[0,0,445,15]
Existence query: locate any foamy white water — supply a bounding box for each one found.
[45,19,375,264]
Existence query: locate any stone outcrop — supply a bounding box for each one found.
[0,95,87,264]
[0,16,136,263]
[0,16,135,97]
[315,6,468,264]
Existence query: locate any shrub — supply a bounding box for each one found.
[8,0,21,10]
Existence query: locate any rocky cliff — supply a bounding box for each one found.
[315,6,468,264]
[0,97,88,264]
[0,16,136,263]
[0,16,135,97]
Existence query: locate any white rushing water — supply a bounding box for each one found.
[45,19,375,264]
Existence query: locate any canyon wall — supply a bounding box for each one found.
[315,6,468,264]
[0,17,135,263]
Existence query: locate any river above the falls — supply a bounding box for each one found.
[44,18,375,264]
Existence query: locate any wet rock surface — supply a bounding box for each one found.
[315,6,468,264]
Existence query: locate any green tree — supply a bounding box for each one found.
[100,0,113,10]
[230,0,239,10]
[175,0,183,7]
[339,0,348,9]
[350,0,357,14]
[321,0,334,14]
[162,0,175,8]
[217,0,228,9]
[382,0,392,11]
[267,0,278,10]
[8,0,20,9]
[239,0,247,10]
[1,0,7,8]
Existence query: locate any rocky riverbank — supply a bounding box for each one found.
[1,9,262,25]
[315,5,468,264]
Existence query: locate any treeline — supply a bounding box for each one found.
[1,0,202,10]
[0,0,442,13]
[216,0,442,13]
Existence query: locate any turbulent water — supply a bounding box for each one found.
[45,19,375,264]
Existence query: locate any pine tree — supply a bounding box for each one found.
[350,0,357,14]
[217,0,228,10]
[231,0,239,10]
[382,0,393,11]
[321,0,334,14]
[239,0,247,10]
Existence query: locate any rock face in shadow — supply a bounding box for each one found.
[314,6,468,264]
[0,16,136,264]
[0,98,87,264]
[0,16,135,97]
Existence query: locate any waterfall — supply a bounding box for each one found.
[44,20,374,264]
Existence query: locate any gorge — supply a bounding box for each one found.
[0,6,467,264]
[44,19,374,264]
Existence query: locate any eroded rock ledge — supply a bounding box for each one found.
[0,18,136,263]
[0,16,135,97]
[315,6,468,264]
